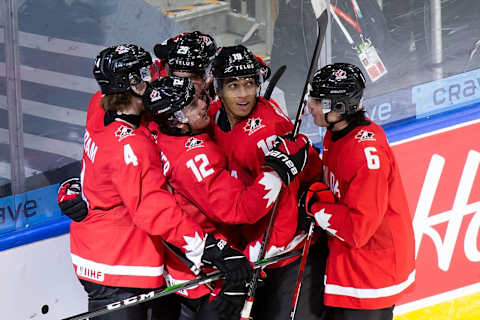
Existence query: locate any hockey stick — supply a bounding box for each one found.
[240,199,281,320]
[62,250,301,320]
[263,65,287,101]
[292,0,329,136]
[289,1,329,319]
[241,2,329,319]
[241,4,328,318]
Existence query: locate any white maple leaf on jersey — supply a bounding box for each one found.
[183,232,205,269]
[248,241,287,263]
[258,171,282,208]
[313,208,341,239]
[265,245,285,259]
[248,241,262,263]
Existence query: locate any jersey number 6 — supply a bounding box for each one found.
[364,147,380,170]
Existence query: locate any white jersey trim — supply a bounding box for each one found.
[325,270,416,299]
[71,254,164,277]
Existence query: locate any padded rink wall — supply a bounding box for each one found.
[1,96,480,319]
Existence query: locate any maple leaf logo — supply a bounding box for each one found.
[185,137,205,151]
[355,130,376,142]
[258,172,282,208]
[243,117,265,136]
[114,125,135,141]
[313,208,343,241]
[183,232,205,268]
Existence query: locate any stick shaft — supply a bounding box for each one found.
[62,250,301,320]
[293,8,329,136]
[264,65,287,101]
[289,222,315,320]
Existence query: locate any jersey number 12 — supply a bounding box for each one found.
[186,154,214,182]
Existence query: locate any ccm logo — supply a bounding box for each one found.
[106,291,155,310]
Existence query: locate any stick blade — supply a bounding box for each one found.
[310,0,327,19]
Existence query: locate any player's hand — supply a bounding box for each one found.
[263,133,310,186]
[210,281,247,320]
[300,182,335,230]
[201,234,252,283]
[57,178,88,222]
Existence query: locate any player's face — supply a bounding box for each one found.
[220,77,258,125]
[172,70,206,98]
[184,97,210,133]
[308,98,330,127]
[308,98,346,129]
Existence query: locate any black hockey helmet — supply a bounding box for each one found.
[309,63,366,115]
[143,76,195,122]
[211,45,270,92]
[154,31,217,75]
[93,44,152,95]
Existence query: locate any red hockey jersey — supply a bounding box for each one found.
[71,114,206,289]
[311,119,415,309]
[155,130,283,297]
[208,97,305,265]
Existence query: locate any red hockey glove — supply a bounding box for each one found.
[57,178,88,222]
[201,234,253,283]
[263,133,311,186]
[298,182,335,232]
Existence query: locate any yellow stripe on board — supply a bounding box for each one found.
[395,292,480,320]
[162,0,219,15]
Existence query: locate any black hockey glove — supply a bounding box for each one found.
[263,133,310,186]
[57,178,88,222]
[298,189,315,233]
[211,281,248,320]
[201,234,252,283]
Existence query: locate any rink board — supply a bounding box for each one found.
[390,117,480,319]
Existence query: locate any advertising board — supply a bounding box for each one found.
[392,119,480,319]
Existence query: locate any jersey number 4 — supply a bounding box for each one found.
[124,144,139,166]
[186,154,214,182]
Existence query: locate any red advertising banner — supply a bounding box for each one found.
[391,119,480,312]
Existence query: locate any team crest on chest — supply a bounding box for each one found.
[185,137,205,151]
[355,130,376,142]
[243,117,265,136]
[115,125,135,141]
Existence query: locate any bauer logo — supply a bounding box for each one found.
[392,120,480,307]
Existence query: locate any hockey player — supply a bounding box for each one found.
[152,31,217,102]
[60,44,252,320]
[302,63,415,320]
[207,45,323,319]
[142,75,310,320]
[58,31,218,222]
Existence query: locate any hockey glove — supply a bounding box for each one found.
[263,133,310,186]
[210,281,247,320]
[57,178,88,222]
[201,234,252,283]
[299,182,335,231]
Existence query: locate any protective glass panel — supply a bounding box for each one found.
[0,0,478,233]
[0,3,11,197]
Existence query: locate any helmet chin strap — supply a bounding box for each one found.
[324,112,344,131]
